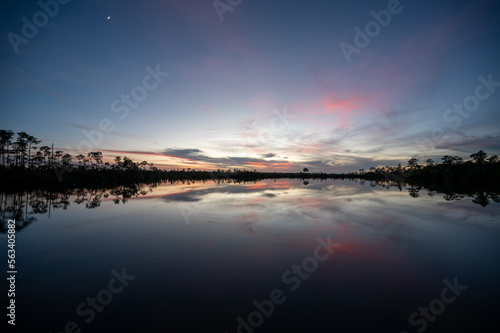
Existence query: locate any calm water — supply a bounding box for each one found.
[2,179,500,332]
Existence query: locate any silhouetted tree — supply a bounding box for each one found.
[54,150,63,165]
[61,154,72,167]
[114,156,123,169]
[33,151,44,168]
[87,151,103,169]
[76,154,86,168]
[39,146,51,166]
[13,132,30,166]
[122,156,136,169]
[441,155,462,165]
[470,150,487,164]
[0,129,14,166]
[488,155,498,164]
[26,134,41,167]
[407,157,418,168]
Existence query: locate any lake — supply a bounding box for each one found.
[2,179,499,332]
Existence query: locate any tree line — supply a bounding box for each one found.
[0,130,154,171]
[1,129,499,188]
[353,150,500,185]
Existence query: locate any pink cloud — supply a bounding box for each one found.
[324,98,357,112]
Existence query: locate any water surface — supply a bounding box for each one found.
[2,179,499,332]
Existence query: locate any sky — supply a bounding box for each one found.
[1,0,500,172]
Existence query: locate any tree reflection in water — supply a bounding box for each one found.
[0,183,156,233]
[1,179,498,233]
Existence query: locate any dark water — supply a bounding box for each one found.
[1,179,499,332]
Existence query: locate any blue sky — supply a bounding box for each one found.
[1,0,500,171]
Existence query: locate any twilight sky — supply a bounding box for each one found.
[1,0,500,172]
